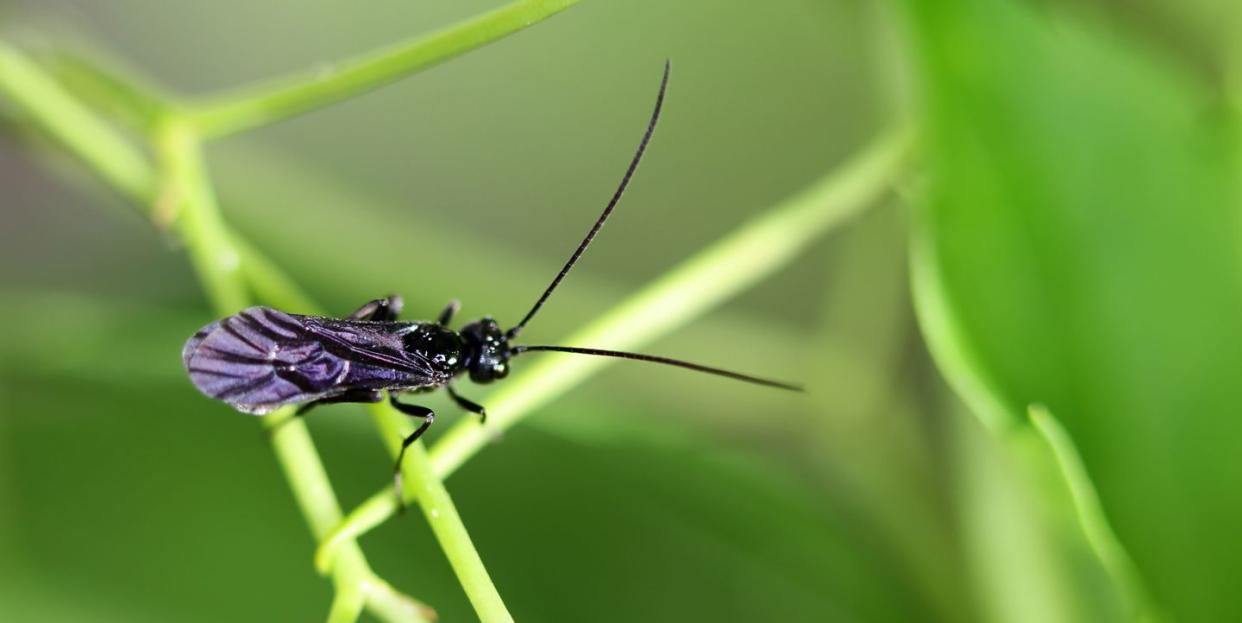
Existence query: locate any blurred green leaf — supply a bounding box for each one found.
[902,0,1242,620]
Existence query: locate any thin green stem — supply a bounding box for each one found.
[230,227,514,622]
[361,576,439,623]
[154,120,432,623]
[155,119,249,313]
[159,89,505,623]
[270,416,392,619]
[317,123,917,554]
[187,0,579,138]
[327,588,366,623]
[372,404,514,623]
[231,231,324,314]
[0,41,155,203]
[38,48,175,134]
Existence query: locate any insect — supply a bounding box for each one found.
[182,62,802,493]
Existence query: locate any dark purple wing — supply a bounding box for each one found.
[182,307,353,414]
[299,317,435,373]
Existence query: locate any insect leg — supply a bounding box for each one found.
[389,394,435,505]
[347,295,404,321]
[436,299,460,326]
[266,390,382,436]
[295,389,383,416]
[446,385,487,424]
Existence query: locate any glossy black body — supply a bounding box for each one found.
[183,304,507,415]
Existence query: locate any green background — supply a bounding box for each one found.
[1,0,1239,621]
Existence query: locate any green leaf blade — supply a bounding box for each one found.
[903,0,1242,620]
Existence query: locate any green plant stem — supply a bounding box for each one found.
[39,49,174,134]
[0,40,154,203]
[361,576,439,623]
[222,216,511,619]
[328,587,366,623]
[187,0,579,138]
[270,417,390,620]
[231,231,324,314]
[236,249,515,622]
[316,123,917,557]
[156,119,249,313]
[371,405,514,623]
[161,112,429,619]
[155,119,432,623]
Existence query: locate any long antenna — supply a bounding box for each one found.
[512,345,804,392]
[507,60,671,340]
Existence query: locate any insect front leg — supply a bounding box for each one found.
[436,299,460,326]
[446,385,487,424]
[347,295,404,321]
[389,394,435,506]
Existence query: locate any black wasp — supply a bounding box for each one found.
[182,62,801,489]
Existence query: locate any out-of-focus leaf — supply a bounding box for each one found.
[913,197,1137,623]
[902,0,1242,620]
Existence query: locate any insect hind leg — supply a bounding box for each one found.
[266,389,383,437]
[348,295,404,321]
[389,394,435,508]
[295,389,383,415]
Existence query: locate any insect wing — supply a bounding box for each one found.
[300,319,434,375]
[183,307,347,414]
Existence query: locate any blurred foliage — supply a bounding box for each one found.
[906,0,1242,621]
[1,0,1240,622]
